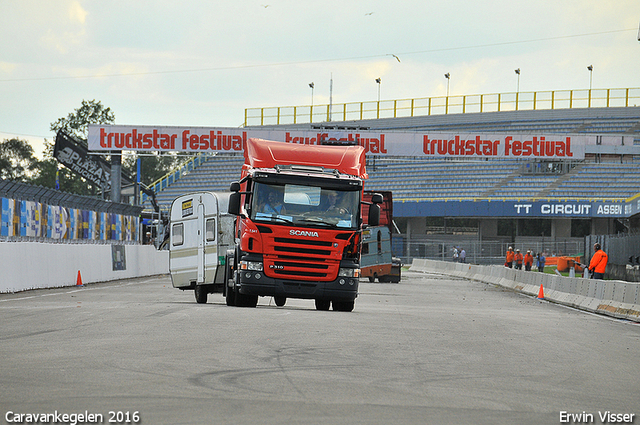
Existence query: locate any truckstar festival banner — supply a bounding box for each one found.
[89,124,627,160]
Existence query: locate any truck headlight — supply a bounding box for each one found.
[338,268,360,278]
[240,261,263,271]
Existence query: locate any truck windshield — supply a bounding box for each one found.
[251,182,360,229]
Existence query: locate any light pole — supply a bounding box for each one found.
[587,65,593,107]
[309,82,314,122]
[515,68,520,110]
[444,73,450,114]
[375,78,381,118]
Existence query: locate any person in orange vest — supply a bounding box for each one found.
[505,246,514,268]
[588,243,608,279]
[514,249,524,270]
[524,250,534,271]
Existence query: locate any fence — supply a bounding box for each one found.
[397,233,640,282]
[585,233,640,281]
[392,234,584,266]
[245,87,640,126]
[0,179,142,244]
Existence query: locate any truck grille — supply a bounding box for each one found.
[265,237,338,280]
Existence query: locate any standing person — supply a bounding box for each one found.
[524,250,534,271]
[505,246,514,268]
[459,247,466,263]
[536,252,546,273]
[452,247,459,262]
[514,249,523,270]
[588,243,608,280]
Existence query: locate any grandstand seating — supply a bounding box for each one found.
[146,154,640,212]
[144,106,640,211]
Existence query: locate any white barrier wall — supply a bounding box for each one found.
[0,242,168,293]
[410,259,640,323]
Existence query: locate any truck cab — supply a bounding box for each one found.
[227,138,380,311]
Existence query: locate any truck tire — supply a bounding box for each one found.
[315,299,330,311]
[195,285,208,304]
[225,276,236,306]
[332,300,354,312]
[236,292,258,308]
[225,257,236,306]
[274,296,286,307]
[232,246,258,308]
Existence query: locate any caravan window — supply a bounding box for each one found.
[206,218,216,242]
[172,223,184,246]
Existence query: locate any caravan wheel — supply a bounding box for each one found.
[195,285,208,304]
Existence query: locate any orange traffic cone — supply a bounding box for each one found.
[537,283,544,299]
[76,270,84,287]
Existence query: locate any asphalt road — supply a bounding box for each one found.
[1,270,638,425]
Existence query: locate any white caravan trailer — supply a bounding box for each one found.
[169,192,235,303]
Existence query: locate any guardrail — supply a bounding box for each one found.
[244,87,640,126]
[410,258,640,323]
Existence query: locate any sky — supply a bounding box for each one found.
[1,0,640,158]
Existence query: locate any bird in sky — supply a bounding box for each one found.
[365,12,374,16]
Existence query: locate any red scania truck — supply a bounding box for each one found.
[226,138,381,312]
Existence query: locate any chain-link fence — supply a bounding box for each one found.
[585,234,640,281]
[392,234,584,266]
[394,233,640,281]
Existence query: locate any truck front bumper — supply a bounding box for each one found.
[237,270,358,302]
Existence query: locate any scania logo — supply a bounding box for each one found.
[290,230,319,237]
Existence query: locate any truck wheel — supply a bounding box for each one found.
[225,280,236,306]
[236,292,258,307]
[332,300,354,312]
[315,299,330,311]
[195,285,208,304]
[225,261,236,306]
[274,296,286,307]
[368,276,375,283]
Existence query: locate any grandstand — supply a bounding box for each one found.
[139,102,640,264]
[148,106,640,206]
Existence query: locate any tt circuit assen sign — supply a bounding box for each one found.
[394,199,636,219]
[85,124,621,160]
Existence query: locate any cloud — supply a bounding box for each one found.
[69,1,88,24]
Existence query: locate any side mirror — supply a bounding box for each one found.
[228,192,241,215]
[371,193,383,205]
[228,181,241,215]
[368,204,380,227]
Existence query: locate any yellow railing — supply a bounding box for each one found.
[141,152,215,205]
[244,87,640,126]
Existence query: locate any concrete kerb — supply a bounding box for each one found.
[409,259,640,323]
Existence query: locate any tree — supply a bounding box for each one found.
[42,100,116,195]
[50,99,115,143]
[44,99,187,198]
[0,138,38,181]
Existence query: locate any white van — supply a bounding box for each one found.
[169,192,235,303]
